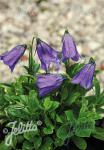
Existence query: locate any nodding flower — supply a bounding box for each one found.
[36,38,60,72]
[62,30,80,62]
[0,44,27,72]
[71,58,96,89]
[36,74,65,97]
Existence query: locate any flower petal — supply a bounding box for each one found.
[71,64,91,84]
[62,30,80,62]
[36,38,60,71]
[0,44,27,72]
[80,64,95,89]
[71,62,95,89]
[36,74,64,97]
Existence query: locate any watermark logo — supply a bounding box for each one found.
[3,120,42,146]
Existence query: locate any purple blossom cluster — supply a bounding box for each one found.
[36,30,95,96]
[0,30,96,97]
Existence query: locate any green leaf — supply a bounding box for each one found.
[75,98,97,137]
[67,92,80,105]
[72,136,87,150]
[94,77,100,97]
[43,126,54,135]
[43,97,59,111]
[57,124,72,140]
[40,137,53,150]
[43,97,52,110]
[55,138,64,147]
[13,81,24,95]
[92,127,104,141]
[22,141,34,150]
[51,101,59,111]
[79,98,88,114]
[50,112,56,120]
[56,114,63,123]
[67,63,84,77]
[61,87,68,100]
[65,110,76,122]
[4,94,15,103]
[5,105,29,119]
[86,95,97,106]
[34,136,42,149]
[17,135,24,144]
[24,130,38,141]
[28,90,41,112]
[75,119,95,137]
[96,91,104,107]
[34,63,40,73]
[96,108,104,114]
[0,142,10,150]
[19,95,28,105]
[43,115,54,135]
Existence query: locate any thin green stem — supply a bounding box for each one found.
[29,37,35,75]
[28,37,35,83]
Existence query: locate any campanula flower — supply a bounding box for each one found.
[36,38,60,72]
[0,44,27,72]
[62,30,80,62]
[71,59,96,89]
[36,74,64,97]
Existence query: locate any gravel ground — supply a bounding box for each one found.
[0,0,104,84]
